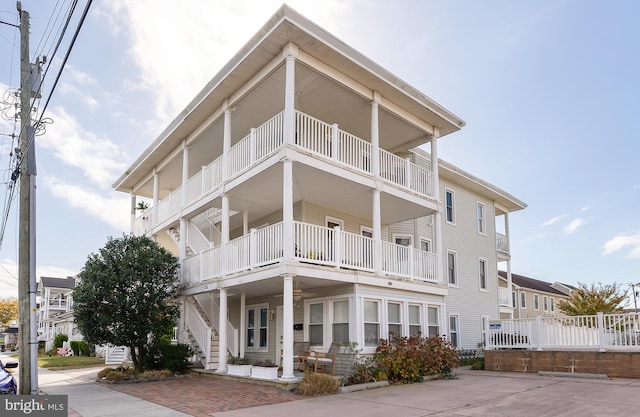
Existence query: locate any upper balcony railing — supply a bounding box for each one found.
[135,110,436,231]
[496,233,509,255]
[498,287,511,307]
[182,221,439,286]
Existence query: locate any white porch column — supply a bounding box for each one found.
[283,158,294,259]
[217,288,228,373]
[372,189,382,273]
[283,43,298,145]
[152,169,159,228]
[243,211,249,235]
[430,129,443,283]
[280,274,296,381]
[129,192,136,232]
[222,101,232,179]
[221,194,230,274]
[504,211,511,253]
[506,259,513,318]
[179,218,187,260]
[181,140,189,205]
[239,292,246,358]
[371,92,380,176]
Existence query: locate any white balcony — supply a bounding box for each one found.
[498,287,511,307]
[182,221,439,286]
[134,110,435,231]
[496,233,510,256]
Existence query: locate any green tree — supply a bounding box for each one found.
[73,234,180,373]
[557,282,627,316]
[0,297,18,327]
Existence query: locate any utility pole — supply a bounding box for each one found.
[17,0,38,395]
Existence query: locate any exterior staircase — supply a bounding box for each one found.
[186,329,220,370]
[185,295,220,370]
[167,228,195,256]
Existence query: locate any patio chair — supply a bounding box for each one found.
[304,342,339,375]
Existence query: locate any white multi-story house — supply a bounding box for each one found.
[37,276,82,351]
[113,5,525,378]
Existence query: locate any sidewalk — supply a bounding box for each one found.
[27,361,640,417]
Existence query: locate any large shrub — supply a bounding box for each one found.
[144,343,193,373]
[298,372,340,396]
[53,333,68,349]
[374,334,459,383]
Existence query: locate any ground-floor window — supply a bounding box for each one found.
[408,304,421,336]
[364,300,380,347]
[332,300,349,344]
[246,304,268,350]
[449,314,460,348]
[388,302,402,337]
[309,302,324,346]
[428,306,440,337]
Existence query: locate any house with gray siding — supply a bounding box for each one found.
[113,4,525,378]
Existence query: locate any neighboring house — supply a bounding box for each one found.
[113,5,525,378]
[499,271,571,319]
[1,327,18,351]
[37,276,83,351]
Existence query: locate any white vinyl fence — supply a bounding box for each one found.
[487,312,640,352]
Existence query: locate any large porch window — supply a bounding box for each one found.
[427,306,440,337]
[309,302,324,346]
[332,300,349,344]
[388,302,402,337]
[364,300,380,347]
[408,304,421,336]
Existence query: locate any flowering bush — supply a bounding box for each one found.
[374,334,459,383]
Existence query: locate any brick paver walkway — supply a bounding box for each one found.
[106,373,301,416]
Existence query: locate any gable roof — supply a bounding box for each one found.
[499,271,567,296]
[38,277,76,290]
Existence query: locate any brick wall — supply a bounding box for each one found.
[484,350,640,378]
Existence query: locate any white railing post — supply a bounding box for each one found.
[405,157,411,188]
[249,228,257,269]
[250,128,256,163]
[536,316,543,351]
[333,226,342,267]
[331,123,339,161]
[597,312,606,352]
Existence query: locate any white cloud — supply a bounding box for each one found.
[37,106,127,188]
[541,214,565,227]
[43,177,130,231]
[96,0,358,124]
[563,218,586,235]
[603,234,640,258]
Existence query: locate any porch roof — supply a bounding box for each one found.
[114,4,465,192]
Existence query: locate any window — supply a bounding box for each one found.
[409,304,421,336]
[246,305,268,350]
[361,227,373,268]
[427,306,439,337]
[534,294,539,310]
[512,291,517,308]
[520,292,526,309]
[309,303,324,346]
[395,236,411,246]
[332,300,349,344]
[550,298,555,312]
[449,315,459,349]
[364,300,380,347]
[420,238,431,252]
[543,296,548,311]
[477,202,486,234]
[445,189,455,223]
[479,259,487,290]
[447,251,457,285]
[388,302,402,337]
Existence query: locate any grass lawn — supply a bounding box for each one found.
[38,355,105,370]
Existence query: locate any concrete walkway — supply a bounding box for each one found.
[7,349,640,417]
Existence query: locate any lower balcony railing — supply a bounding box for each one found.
[182,221,439,286]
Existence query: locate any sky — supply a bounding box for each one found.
[0,0,638,302]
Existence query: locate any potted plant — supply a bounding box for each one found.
[251,359,279,380]
[227,356,251,376]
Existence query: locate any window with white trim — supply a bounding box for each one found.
[364,300,380,347]
[534,294,539,310]
[420,238,431,252]
[447,251,457,286]
[477,202,486,234]
[543,296,548,311]
[388,302,402,337]
[512,291,517,308]
[427,306,439,337]
[409,304,421,336]
[309,302,324,346]
[246,304,268,350]
[332,300,349,344]
[550,297,555,312]
[520,292,527,309]
[449,314,460,349]
[361,227,373,268]
[479,259,487,290]
[445,189,455,223]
